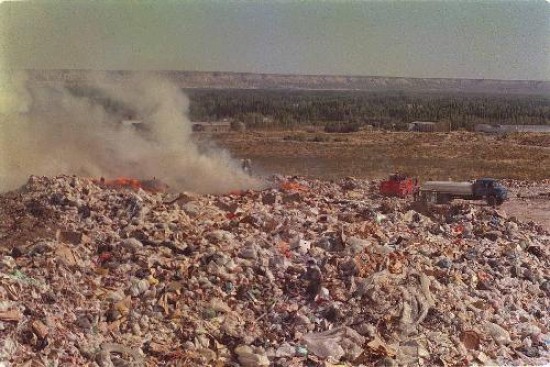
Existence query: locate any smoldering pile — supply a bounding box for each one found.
[0,175,548,366]
[0,71,262,193]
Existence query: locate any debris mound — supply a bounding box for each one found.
[0,175,548,366]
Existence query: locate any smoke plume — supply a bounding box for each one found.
[0,71,263,193]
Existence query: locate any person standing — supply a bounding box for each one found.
[241,158,252,175]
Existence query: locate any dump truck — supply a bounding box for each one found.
[419,178,507,205]
[380,174,418,198]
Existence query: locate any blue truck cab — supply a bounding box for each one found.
[472,178,508,205]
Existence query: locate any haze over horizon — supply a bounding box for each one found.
[0,1,549,81]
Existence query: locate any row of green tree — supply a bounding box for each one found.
[186,89,550,130]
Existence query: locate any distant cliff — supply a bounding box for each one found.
[27,70,550,95]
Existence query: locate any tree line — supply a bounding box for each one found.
[186,89,550,131]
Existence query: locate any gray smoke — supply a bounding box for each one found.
[0,70,264,193]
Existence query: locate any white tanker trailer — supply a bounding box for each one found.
[419,178,508,205]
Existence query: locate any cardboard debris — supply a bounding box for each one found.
[0,175,548,366]
[31,320,49,339]
[0,310,22,322]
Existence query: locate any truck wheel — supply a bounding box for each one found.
[487,196,497,206]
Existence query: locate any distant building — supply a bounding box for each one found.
[408,121,437,132]
[192,121,232,133]
[475,124,550,134]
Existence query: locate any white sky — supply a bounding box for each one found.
[1,1,549,80]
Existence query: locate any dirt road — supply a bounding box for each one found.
[501,185,550,231]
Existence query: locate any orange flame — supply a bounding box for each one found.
[279,181,308,192]
[92,177,168,193]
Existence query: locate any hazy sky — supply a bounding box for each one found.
[1,1,549,80]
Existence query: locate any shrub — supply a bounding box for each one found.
[230,121,246,132]
[333,137,349,142]
[311,135,331,143]
[283,133,307,142]
[324,122,361,133]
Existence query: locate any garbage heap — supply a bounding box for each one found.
[0,175,548,367]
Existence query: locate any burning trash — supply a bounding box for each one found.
[92,177,169,193]
[0,72,263,194]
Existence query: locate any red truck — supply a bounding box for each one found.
[380,174,419,198]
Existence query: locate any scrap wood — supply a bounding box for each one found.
[0,309,23,322]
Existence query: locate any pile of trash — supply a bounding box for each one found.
[0,175,548,366]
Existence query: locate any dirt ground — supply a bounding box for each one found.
[207,130,550,230]
[209,131,550,181]
[501,183,550,231]
[502,198,550,231]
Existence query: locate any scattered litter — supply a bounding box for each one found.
[0,175,548,366]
